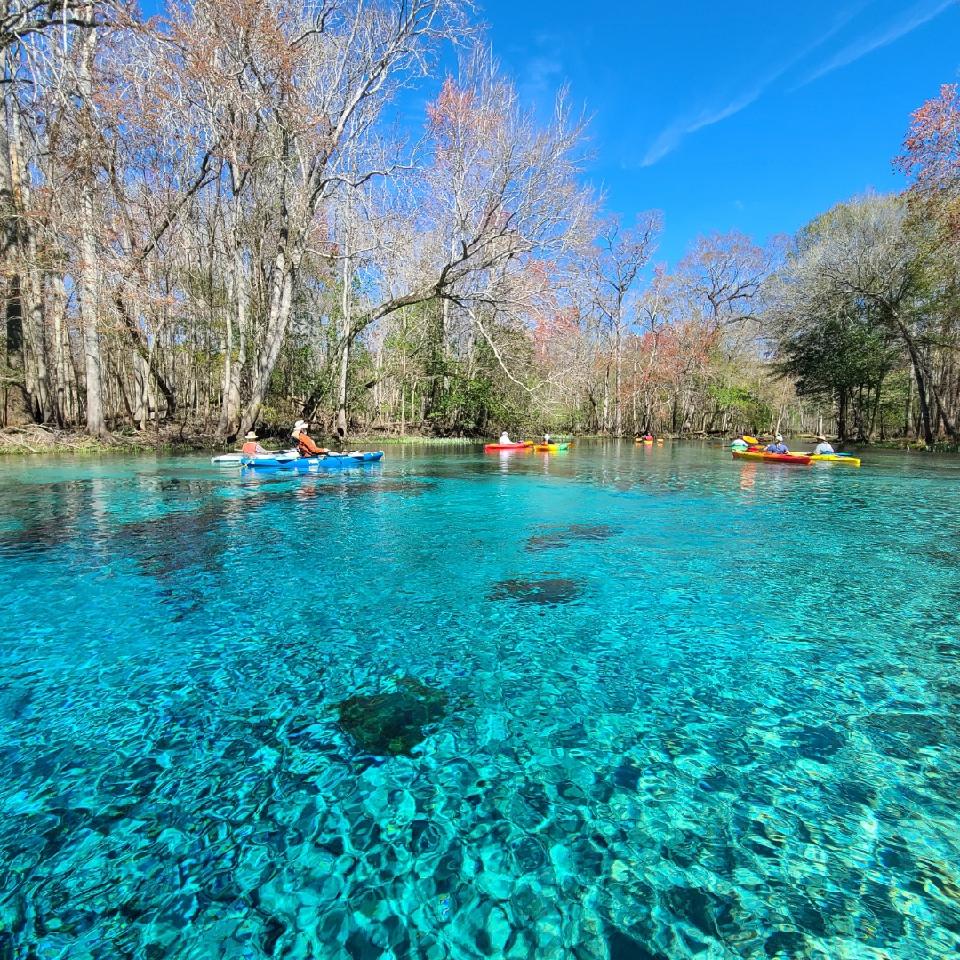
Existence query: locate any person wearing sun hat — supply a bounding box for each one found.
[292,419,327,457]
[813,434,835,455]
[241,430,267,455]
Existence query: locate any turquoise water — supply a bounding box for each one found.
[1,442,959,958]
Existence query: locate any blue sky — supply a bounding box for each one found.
[478,0,960,264]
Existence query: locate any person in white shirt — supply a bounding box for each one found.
[499,430,512,444]
[813,434,835,455]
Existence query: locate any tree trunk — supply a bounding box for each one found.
[613,326,623,437]
[218,161,247,439]
[335,213,351,442]
[239,239,296,435]
[894,314,935,443]
[76,5,106,436]
[3,60,48,423]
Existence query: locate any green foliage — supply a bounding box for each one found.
[776,309,895,400]
[707,384,772,428]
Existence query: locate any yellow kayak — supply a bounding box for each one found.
[809,453,861,467]
[534,442,570,452]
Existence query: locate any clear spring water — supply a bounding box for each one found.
[1,441,959,959]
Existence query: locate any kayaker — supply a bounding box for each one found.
[813,434,835,455]
[292,419,327,458]
[543,432,552,444]
[241,431,268,455]
[765,433,789,454]
[499,430,513,444]
[731,437,748,452]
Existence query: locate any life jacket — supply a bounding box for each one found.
[297,433,325,457]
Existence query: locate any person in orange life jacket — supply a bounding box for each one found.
[292,419,327,457]
[241,431,268,455]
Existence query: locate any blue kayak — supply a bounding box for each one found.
[241,451,384,469]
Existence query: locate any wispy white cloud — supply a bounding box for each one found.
[641,88,766,167]
[795,0,955,88]
[640,3,867,167]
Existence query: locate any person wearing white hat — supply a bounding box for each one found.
[292,419,326,457]
[241,431,268,455]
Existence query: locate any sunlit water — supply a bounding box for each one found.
[1,442,959,959]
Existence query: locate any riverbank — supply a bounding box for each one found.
[0,425,483,456]
[0,425,952,455]
[0,425,214,456]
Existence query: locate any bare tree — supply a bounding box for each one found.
[590,213,660,434]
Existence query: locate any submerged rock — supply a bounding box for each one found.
[525,524,622,552]
[489,577,584,605]
[309,479,438,498]
[335,677,448,757]
[566,523,622,541]
[525,534,570,552]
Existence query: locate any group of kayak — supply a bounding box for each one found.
[214,423,858,470]
[212,419,384,470]
[731,434,861,467]
[484,431,571,453]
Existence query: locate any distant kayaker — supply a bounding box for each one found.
[292,419,327,458]
[241,431,268,455]
[543,433,552,444]
[765,433,789,454]
[499,430,513,444]
[813,434,835,455]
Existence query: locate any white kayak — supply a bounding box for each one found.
[211,448,297,465]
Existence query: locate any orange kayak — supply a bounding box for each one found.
[484,442,532,452]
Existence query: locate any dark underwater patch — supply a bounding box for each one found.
[111,488,273,582]
[525,534,570,552]
[525,524,622,552]
[488,577,584,605]
[0,480,96,557]
[299,479,438,499]
[335,677,448,757]
[794,723,846,762]
[605,923,666,960]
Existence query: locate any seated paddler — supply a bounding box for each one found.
[292,419,327,458]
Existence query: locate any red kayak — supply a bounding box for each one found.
[733,450,812,465]
[484,442,532,452]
